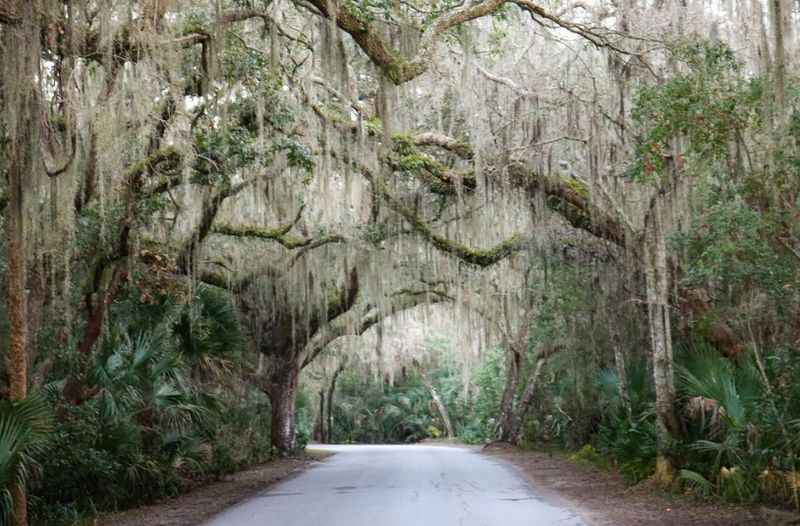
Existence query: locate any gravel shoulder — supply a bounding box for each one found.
[97,449,333,526]
[483,445,775,526]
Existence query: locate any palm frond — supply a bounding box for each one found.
[0,395,52,524]
[679,469,714,497]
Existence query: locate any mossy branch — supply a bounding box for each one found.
[506,162,626,247]
[306,73,618,251]
[213,204,309,247]
[288,235,347,266]
[213,224,310,249]
[125,146,182,190]
[304,0,629,86]
[411,132,473,159]
[364,169,524,267]
[213,203,347,260]
[175,176,260,275]
[390,134,476,195]
[306,0,508,85]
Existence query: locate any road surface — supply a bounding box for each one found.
[204,444,584,526]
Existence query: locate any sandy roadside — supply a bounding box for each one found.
[483,444,772,526]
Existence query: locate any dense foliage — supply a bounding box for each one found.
[26,284,280,525]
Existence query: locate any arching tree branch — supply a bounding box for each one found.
[303,0,632,86]
[301,286,453,368]
[363,168,525,267]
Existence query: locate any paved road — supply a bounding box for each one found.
[204,444,584,526]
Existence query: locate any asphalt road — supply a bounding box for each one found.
[203,444,585,526]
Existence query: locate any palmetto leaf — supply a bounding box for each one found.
[0,395,52,524]
[677,346,760,430]
[679,469,714,496]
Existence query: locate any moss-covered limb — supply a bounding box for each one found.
[310,76,366,114]
[304,78,474,194]
[364,168,524,267]
[412,132,473,159]
[309,0,624,85]
[310,100,357,132]
[389,287,453,301]
[175,177,260,275]
[308,104,476,195]
[141,172,186,198]
[417,168,477,196]
[213,223,309,248]
[422,231,523,267]
[288,235,347,266]
[74,7,298,64]
[390,134,476,195]
[231,234,348,296]
[125,146,182,188]
[506,162,626,247]
[306,0,507,85]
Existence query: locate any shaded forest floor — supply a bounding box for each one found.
[98,449,333,526]
[485,444,785,525]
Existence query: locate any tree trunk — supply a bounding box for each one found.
[644,208,680,485]
[496,345,521,442]
[414,362,455,439]
[267,364,300,454]
[770,0,787,118]
[6,112,29,400]
[3,3,37,521]
[610,323,632,418]
[314,389,325,442]
[509,353,549,444]
[6,105,29,526]
[326,363,345,443]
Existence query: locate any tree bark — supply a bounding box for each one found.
[414,361,455,439]
[267,364,300,454]
[5,97,29,401]
[509,347,560,444]
[326,362,345,443]
[770,0,787,118]
[644,206,680,485]
[5,101,29,526]
[610,323,632,418]
[2,2,37,522]
[497,345,522,442]
[314,389,325,442]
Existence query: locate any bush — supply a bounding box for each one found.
[595,415,658,483]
